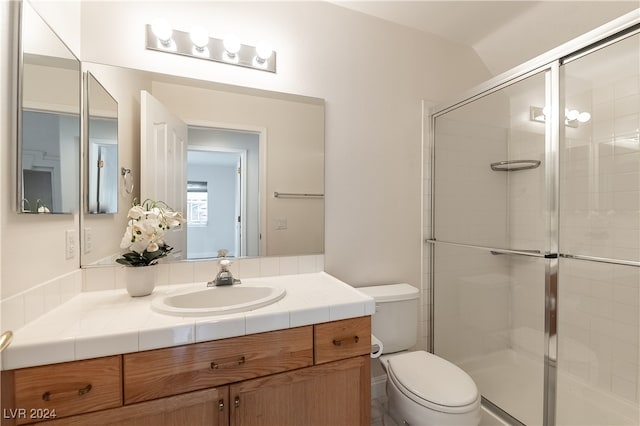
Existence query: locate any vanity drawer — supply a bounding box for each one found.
[9,356,122,424]
[314,316,371,364]
[123,326,313,404]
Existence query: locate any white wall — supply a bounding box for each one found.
[1,1,82,301]
[2,1,490,307]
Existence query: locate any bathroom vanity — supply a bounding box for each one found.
[1,273,374,426]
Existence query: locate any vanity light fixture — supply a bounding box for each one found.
[189,27,209,55]
[151,18,174,49]
[530,106,591,128]
[223,34,241,59]
[145,22,276,73]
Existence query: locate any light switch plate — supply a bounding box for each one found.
[84,227,92,254]
[65,229,76,260]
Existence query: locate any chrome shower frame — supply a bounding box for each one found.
[426,9,640,426]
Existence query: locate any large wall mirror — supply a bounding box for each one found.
[80,62,325,267]
[18,0,80,214]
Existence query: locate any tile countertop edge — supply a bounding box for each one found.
[1,272,375,371]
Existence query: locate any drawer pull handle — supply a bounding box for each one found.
[211,356,246,369]
[78,384,92,396]
[42,384,92,401]
[332,336,359,347]
[218,399,225,411]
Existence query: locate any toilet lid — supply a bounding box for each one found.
[387,351,478,409]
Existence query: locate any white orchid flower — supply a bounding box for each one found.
[120,227,134,249]
[119,199,184,264]
[128,205,145,220]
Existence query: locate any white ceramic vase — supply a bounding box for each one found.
[124,264,157,297]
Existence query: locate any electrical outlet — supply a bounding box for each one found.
[65,229,76,260]
[84,228,93,254]
[276,218,288,230]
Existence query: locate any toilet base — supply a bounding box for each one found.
[386,374,481,426]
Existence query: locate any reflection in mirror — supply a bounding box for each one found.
[187,127,261,259]
[80,62,324,267]
[18,0,80,214]
[86,72,118,214]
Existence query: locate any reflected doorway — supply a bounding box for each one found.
[187,127,261,259]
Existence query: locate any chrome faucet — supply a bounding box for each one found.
[207,258,241,287]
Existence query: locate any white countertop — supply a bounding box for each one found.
[2,272,375,371]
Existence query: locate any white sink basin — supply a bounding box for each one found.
[151,284,286,317]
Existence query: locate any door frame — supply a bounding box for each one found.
[187,146,247,257]
[186,119,267,257]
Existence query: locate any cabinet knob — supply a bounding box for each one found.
[234,396,240,408]
[218,399,225,412]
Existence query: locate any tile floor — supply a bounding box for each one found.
[372,392,510,426]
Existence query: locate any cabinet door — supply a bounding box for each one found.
[34,387,229,426]
[230,356,370,426]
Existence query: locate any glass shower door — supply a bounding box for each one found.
[557,30,640,426]
[433,69,552,425]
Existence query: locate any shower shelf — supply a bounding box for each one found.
[490,160,541,171]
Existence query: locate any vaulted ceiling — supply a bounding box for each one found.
[332,1,639,76]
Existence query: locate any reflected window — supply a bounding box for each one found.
[187,181,208,226]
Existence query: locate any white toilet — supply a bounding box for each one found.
[359,284,481,426]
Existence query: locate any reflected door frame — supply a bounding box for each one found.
[187,120,267,257]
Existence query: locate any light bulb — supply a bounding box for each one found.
[190,27,209,50]
[566,109,580,121]
[577,111,591,123]
[151,18,172,45]
[223,34,241,57]
[255,40,273,63]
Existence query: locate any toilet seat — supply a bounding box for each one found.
[385,351,479,415]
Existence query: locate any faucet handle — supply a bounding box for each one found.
[219,259,231,270]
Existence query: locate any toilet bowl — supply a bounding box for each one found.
[359,284,481,426]
[381,351,481,426]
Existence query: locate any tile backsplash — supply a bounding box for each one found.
[1,255,324,332]
[1,270,82,332]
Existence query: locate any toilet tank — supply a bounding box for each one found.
[358,284,419,354]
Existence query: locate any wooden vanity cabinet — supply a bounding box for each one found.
[230,355,370,426]
[1,317,371,426]
[33,387,229,426]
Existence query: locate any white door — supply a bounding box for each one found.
[140,90,187,259]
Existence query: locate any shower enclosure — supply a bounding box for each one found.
[429,11,640,426]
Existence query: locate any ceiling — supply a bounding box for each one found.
[332,1,639,75]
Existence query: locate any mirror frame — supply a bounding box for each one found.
[85,70,119,215]
[16,0,81,215]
